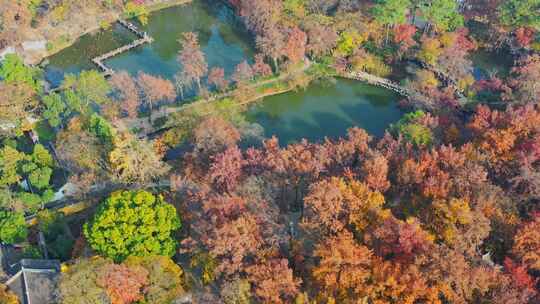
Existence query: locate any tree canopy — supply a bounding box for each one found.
[84,190,181,261]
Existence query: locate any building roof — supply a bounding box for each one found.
[0,244,25,277]
[5,259,60,304]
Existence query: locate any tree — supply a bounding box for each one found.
[302,178,387,237]
[256,26,286,72]
[419,0,464,33]
[110,71,140,118]
[335,30,365,57]
[510,54,540,104]
[392,110,434,146]
[221,278,251,304]
[178,32,208,91]
[136,72,176,120]
[58,257,111,304]
[124,256,186,303]
[0,146,24,187]
[0,54,40,91]
[89,114,116,147]
[512,214,540,271]
[232,60,253,84]
[251,54,273,78]
[97,263,149,304]
[0,83,37,135]
[371,0,412,44]
[361,152,391,192]
[0,283,19,304]
[109,134,170,184]
[246,259,301,303]
[209,146,245,193]
[498,0,540,30]
[84,190,181,262]
[63,70,111,107]
[312,230,373,301]
[436,30,476,84]
[0,210,27,244]
[56,119,108,178]
[208,67,229,92]
[59,256,185,304]
[42,92,67,128]
[207,213,263,277]
[237,0,283,34]
[393,23,417,53]
[305,23,338,58]
[285,27,307,65]
[366,260,439,303]
[192,116,241,164]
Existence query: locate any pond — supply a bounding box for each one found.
[247,78,404,144]
[44,0,405,142]
[45,0,254,87]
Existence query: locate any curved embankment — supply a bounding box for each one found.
[123,64,433,137]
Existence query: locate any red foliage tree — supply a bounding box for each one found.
[209,146,245,193]
[285,27,307,65]
[208,67,229,92]
[136,72,176,114]
[393,24,417,53]
[512,213,540,272]
[178,32,208,91]
[312,230,373,300]
[97,263,149,304]
[510,54,540,104]
[110,71,140,118]
[232,60,254,84]
[252,54,273,78]
[306,23,338,58]
[246,258,301,303]
[515,27,536,48]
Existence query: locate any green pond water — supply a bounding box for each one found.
[45,1,405,142]
[247,78,403,143]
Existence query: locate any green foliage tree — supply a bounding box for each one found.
[336,31,364,56]
[392,110,433,146]
[32,144,54,168]
[372,0,411,43]
[419,0,464,32]
[0,146,24,187]
[84,190,181,261]
[28,167,52,190]
[124,1,149,25]
[37,210,74,260]
[0,54,40,91]
[0,210,27,244]
[0,142,55,213]
[498,0,540,30]
[89,113,115,147]
[42,92,68,128]
[63,70,111,107]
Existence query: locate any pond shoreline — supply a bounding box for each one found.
[37,0,192,66]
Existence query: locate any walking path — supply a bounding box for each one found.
[91,20,154,77]
[410,59,468,102]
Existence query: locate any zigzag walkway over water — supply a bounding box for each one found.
[91,19,154,77]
